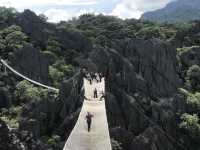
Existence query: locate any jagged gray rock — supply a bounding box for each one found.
[75,38,183,150]
[131,126,176,150]
[11,44,51,84]
[86,39,181,98]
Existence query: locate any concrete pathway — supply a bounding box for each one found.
[63,78,112,150]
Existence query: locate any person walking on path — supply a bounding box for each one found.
[89,77,92,85]
[94,88,98,98]
[95,73,99,83]
[100,91,105,101]
[85,112,94,132]
[99,73,103,82]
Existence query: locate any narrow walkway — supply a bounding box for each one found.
[63,78,112,150]
[0,59,59,92]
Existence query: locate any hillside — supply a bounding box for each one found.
[0,7,200,150]
[141,0,200,23]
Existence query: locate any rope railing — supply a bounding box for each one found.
[0,59,59,92]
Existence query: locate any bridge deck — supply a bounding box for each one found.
[63,78,112,150]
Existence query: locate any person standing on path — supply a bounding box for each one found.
[99,73,103,82]
[94,88,98,98]
[89,77,92,85]
[85,112,94,132]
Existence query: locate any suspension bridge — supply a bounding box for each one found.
[0,59,112,150]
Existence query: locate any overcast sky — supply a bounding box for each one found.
[0,0,176,22]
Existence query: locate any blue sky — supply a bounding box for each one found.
[0,0,175,22]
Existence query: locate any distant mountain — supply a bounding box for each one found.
[141,0,200,23]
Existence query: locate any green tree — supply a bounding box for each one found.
[15,80,40,103]
[111,138,123,150]
[179,88,200,114]
[180,113,200,139]
[49,66,64,87]
[0,25,27,53]
[52,59,74,76]
[0,7,17,24]
[95,35,108,47]
[186,65,200,91]
[49,59,74,87]
[46,38,62,56]
[186,92,200,113]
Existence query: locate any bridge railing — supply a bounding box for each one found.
[0,59,59,92]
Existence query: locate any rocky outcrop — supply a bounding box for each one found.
[0,85,10,108]
[15,9,52,49]
[17,71,84,142]
[1,34,184,149]
[75,38,184,150]
[85,39,180,97]
[0,69,16,108]
[58,71,84,139]
[131,126,178,150]
[110,127,134,150]
[11,44,51,84]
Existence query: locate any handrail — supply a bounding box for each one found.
[0,59,59,92]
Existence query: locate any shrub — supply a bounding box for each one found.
[179,113,200,139]
[186,92,200,113]
[186,65,200,91]
[0,116,19,129]
[47,138,56,147]
[15,80,32,100]
[111,138,123,150]
[49,59,75,87]
[49,66,64,87]
[15,80,41,103]
[179,88,200,113]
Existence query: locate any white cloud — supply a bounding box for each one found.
[0,0,99,10]
[111,0,175,19]
[111,3,142,19]
[44,8,101,22]
[0,0,104,22]
[44,9,72,22]
[0,0,176,22]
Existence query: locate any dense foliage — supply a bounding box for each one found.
[0,6,200,150]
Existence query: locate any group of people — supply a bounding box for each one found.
[85,72,104,85]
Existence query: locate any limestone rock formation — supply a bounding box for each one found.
[15,9,51,48]
[11,44,51,84]
[58,71,84,139]
[74,38,184,150]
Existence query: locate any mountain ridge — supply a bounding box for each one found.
[141,0,200,23]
